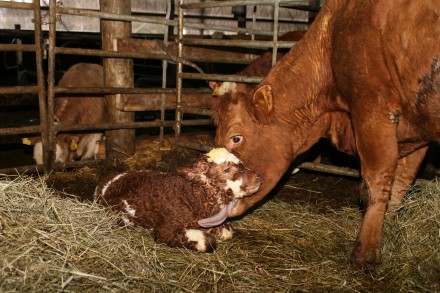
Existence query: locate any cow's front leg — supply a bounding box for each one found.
[388,146,428,212]
[359,146,428,213]
[350,115,398,271]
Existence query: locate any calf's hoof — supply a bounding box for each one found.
[185,229,217,253]
[210,223,234,240]
[350,242,381,271]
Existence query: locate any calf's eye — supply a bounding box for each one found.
[231,135,242,144]
[223,167,230,173]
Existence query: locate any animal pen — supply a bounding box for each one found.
[0,1,439,292]
[0,0,321,173]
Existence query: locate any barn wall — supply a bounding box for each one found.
[0,0,310,34]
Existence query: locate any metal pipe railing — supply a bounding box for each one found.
[180,0,308,9]
[182,72,262,83]
[45,0,58,168]
[56,5,280,36]
[272,0,280,66]
[33,0,48,165]
[0,0,308,172]
[175,0,184,142]
[0,86,39,94]
[0,44,37,52]
[160,0,173,147]
[0,1,33,10]
[175,0,302,150]
[181,38,297,49]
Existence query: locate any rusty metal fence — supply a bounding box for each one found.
[0,0,330,175]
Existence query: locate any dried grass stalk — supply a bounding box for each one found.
[0,174,438,292]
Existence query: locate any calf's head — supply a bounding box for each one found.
[177,147,261,227]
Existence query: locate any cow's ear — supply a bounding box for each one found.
[209,81,222,96]
[252,85,273,124]
[253,85,273,112]
[208,81,220,90]
[66,135,79,151]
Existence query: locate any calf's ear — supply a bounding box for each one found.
[176,166,203,182]
[252,85,274,122]
[176,160,209,183]
[176,166,192,177]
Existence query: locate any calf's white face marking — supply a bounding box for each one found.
[226,178,245,198]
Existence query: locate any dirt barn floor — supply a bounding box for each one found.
[0,145,439,292]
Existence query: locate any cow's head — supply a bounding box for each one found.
[212,85,295,217]
[212,83,355,218]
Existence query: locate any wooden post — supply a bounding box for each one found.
[100,0,135,161]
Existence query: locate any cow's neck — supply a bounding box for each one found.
[263,2,345,158]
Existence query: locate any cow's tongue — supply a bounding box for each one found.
[197,200,237,228]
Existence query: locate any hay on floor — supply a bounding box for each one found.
[0,174,438,292]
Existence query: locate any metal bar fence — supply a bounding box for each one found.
[0,0,311,173]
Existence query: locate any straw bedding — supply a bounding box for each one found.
[0,173,438,292]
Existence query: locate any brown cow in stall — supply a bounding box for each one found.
[25,63,106,164]
[211,0,440,270]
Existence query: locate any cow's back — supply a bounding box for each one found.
[330,0,440,140]
[54,63,105,125]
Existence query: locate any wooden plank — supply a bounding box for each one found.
[117,38,257,64]
[120,90,213,111]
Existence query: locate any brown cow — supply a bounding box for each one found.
[26,63,106,164]
[211,0,440,271]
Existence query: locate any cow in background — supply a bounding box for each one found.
[212,0,440,270]
[24,63,106,164]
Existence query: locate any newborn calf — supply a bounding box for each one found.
[94,148,261,252]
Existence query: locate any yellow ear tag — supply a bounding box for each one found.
[70,140,78,151]
[213,86,219,97]
[22,137,31,145]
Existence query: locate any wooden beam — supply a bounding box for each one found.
[117,38,257,64]
[120,90,213,111]
[101,0,135,160]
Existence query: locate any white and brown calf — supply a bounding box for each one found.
[94,148,261,252]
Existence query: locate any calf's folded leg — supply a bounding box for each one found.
[153,225,217,252]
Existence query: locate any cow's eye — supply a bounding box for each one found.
[223,167,230,173]
[231,135,242,144]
